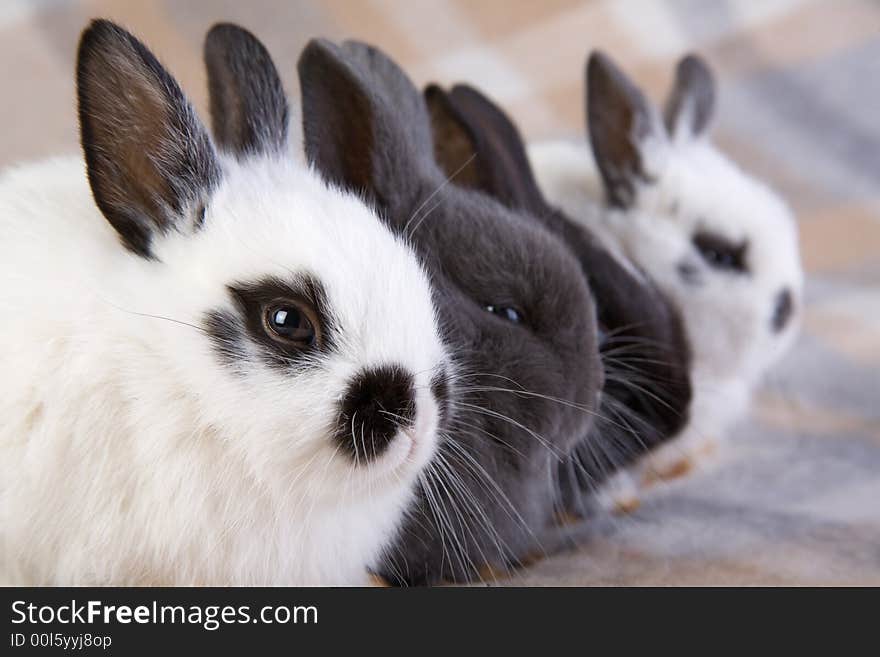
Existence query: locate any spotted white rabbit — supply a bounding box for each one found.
[0,21,449,585]
[528,52,803,492]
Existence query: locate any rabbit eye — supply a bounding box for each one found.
[692,231,748,273]
[264,302,317,347]
[485,304,523,324]
[223,278,332,370]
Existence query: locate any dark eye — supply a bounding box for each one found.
[485,304,523,324]
[692,231,748,273]
[264,303,317,347]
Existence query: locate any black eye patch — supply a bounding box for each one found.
[692,230,749,273]
[204,274,335,372]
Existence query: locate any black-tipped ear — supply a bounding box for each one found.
[425,84,550,217]
[77,20,220,258]
[204,23,289,157]
[664,53,716,140]
[587,51,662,209]
[297,39,435,217]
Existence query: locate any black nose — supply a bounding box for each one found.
[335,365,416,464]
[771,288,794,333]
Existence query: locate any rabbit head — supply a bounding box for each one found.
[298,39,603,584]
[8,21,451,583]
[584,52,803,392]
[422,83,693,518]
[530,51,803,454]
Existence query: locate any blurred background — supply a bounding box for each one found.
[2,0,877,584]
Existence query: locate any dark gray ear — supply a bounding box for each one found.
[77,19,220,258]
[586,51,663,209]
[424,84,550,218]
[204,23,289,157]
[664,54,715,140]
[297,38,436,217]
[424,85,483,192]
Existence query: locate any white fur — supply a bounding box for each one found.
[528,131,802,490]
[0,154,447,585]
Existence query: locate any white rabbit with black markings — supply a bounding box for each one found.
[0,21,449,585]
[529,52,803,491]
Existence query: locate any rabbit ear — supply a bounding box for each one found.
[204,23,289,157]
[424,84,550,217]
[77,20,220,258]
[423,85,483,191]
[664,54,716,141]
[297,38,436,220]
[587,51,665,209]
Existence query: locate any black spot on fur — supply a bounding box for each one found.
[335,365,416,464]
[772,287,794,333]
[204,309,248,369]
[205,275,335,372]
[693,230,749,273]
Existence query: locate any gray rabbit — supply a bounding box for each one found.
[295,40,690,584]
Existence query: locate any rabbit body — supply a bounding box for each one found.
[0,22,448,586]
[528,53,803,483]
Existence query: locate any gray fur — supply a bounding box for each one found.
[425,83,692,533]
[299,39,603,584]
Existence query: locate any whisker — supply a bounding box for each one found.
[101,300,206,334]
[403,153,476,239]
